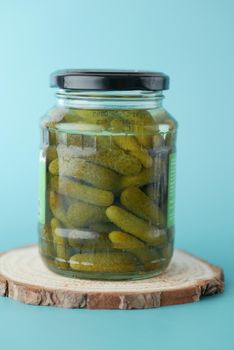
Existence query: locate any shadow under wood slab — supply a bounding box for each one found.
[0,245,224,309]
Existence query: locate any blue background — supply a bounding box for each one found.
[0,0,233,349]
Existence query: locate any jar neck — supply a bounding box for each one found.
[55,90,164,110]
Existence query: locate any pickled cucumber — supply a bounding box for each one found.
[108,230,163,268]
[50,176,114,207]
[51,217,67,243]
[120,187,165,226]
[40,224,53,241]
[68,229,110,251]
[56,144,94,159]
[106,206,167,244]
[55,143,141,176]
[135,134,153,149]
[95,136,115,150]
[68,229,100,247]
[113,136,152,168]
[67,202,108,227]
[70,252,136,272]
[110,110,156,148]
[109,231,144,249]
[39,224,54,257]
[49,157,119,191]
[64,109,111,128]
[89,222,119,234]
[49,191,71,227]
[151,109,177,131]
[119,167,155,190]
[122,110,155,148]
[46,145,58,162]
[84,148,142,176]
[49,130,57,145]
[51,217,69,269]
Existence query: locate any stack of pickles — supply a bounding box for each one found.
[39,108,175,280]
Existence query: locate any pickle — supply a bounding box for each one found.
[109,231,144,249]
[119,167,155,190]
[49,130,57,145]
[39,224,55,257]
[56,143,94,159]
[68,229,110,251]
[89,222,119,234]
[51,217,67,242]
[64,109,111,127]
[49,158,119,191]
[135,135,153,149]
[68,229,100,247]
[67,202,108,227]
[46,145,58,162]
[48,191,71,227]
[124,110,155,148]
[55,143,141,176]
[84,148,142,176]
[40,224,53,241]
[55,142,142,176]
[110,118,129,133]
[60,109,119,135]
[49,109,112,134]
[61,111,82,123]
[39,238,54,258]
[50,176,114,207]
[151,109,177,131]
[111,110,156,148]
[113,136,152,168]
[120,187,165,226]
[95,136,115,150]
[119,156,165,191]
[70,252,136,272]
[51,217,69,269]
[106,205,167,244]
[108,230,163,268]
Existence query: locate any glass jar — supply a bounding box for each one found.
[39,70,177,280]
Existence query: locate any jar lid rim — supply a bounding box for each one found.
[50,69,169,91]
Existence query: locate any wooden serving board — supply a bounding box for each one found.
[0,245,224,309]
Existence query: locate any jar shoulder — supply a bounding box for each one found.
[40,106,177,134]
[149,108,178,131]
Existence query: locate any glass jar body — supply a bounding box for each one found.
[39,90,177,280]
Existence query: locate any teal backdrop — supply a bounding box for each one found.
[0,1,233,349]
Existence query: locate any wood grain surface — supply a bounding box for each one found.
[0,245,224,309]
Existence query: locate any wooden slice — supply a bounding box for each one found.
[0,245,224,309]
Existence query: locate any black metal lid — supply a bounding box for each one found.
[50,69,169,91]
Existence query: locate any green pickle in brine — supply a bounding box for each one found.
[39,106,176,280]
